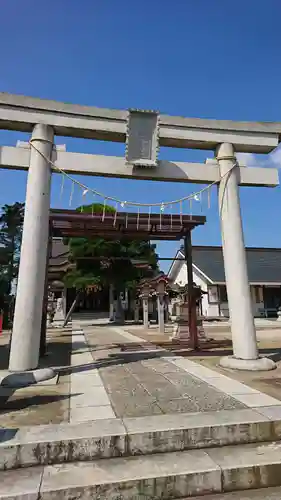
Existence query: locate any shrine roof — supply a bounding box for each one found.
[177,245,281,285]
[50,209,206,241]
[48,238,69,267]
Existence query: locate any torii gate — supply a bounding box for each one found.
[0,93,280,374]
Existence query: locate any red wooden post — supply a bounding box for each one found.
[184,232,198,350]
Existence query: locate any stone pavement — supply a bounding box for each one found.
[0,328,71,427]
[67,321,281,422]
[98,357,244,417]
[69,324,115,422]
[2,321,281,498]
[1,320,281,427]
[124,324,281,401]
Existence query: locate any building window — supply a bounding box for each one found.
[254,286,260,303]
[219,285,228,303]
[208,285,219,304]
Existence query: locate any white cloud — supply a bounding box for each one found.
[236,144,281,169]
[236,152,256,166]
[269,145,281,167]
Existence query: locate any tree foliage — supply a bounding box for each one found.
[0,202,24,294]
[64,203,159,292]
[0,202,24,324]
[0,273,9,310]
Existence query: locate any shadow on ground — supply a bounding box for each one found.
[0,393,78,416]
[59,340,281,377]
[0,334,72,371]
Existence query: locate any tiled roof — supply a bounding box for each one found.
[180,245,281,284]
[49,238,69,266]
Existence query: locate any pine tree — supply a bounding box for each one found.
[0,202,24,294]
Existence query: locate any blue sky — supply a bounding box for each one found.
[1,0,281,271]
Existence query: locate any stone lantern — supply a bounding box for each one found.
[154,276,168,334]
[139,282,151,329]
[51,280,66,323]
[171,283,207,343]
[47,291,56,327]
[133,292,140,324]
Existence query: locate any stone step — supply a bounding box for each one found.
[72,312,108,318]
[191,487,281,499]
[1,407,281,470]
[2,441,281,499]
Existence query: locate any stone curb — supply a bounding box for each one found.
[167,357,281,407]
[190,486,281,499]
[1,407,281,471]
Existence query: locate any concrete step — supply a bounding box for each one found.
[191,487,281,499]
[3,442,281,499]
[1,407,281,470]
[72,312,108,319]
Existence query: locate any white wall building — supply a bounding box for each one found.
[168,246,281,319]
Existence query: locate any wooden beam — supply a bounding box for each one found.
[0,147,279,187]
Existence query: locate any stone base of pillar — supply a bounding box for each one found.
[171,322,207,342]
[53,310,64,322]
[219,355,276,371]
[171,322,188,340]
[53,297,65,323]
[1,368,56,387]
[170,300,208,343]
[51,321,65,328]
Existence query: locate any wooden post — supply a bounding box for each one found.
[184,231,198,350]
[63,290,83,327]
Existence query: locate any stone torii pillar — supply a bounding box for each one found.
[217,143,275,371]
[9,124,54,373]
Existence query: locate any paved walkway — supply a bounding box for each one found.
[69,321,281,422]
[2,321,281,499]
[82,326,244,417]
[69,324,115,422]
[1,320,281,427]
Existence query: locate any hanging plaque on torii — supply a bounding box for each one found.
[125,109,159,168]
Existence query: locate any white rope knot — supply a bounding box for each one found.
[29,138,53,145]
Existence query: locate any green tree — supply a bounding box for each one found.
[0,202,24,294]
[64,203,158,322]
[0,272,9,310]
[0,248,9,309]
